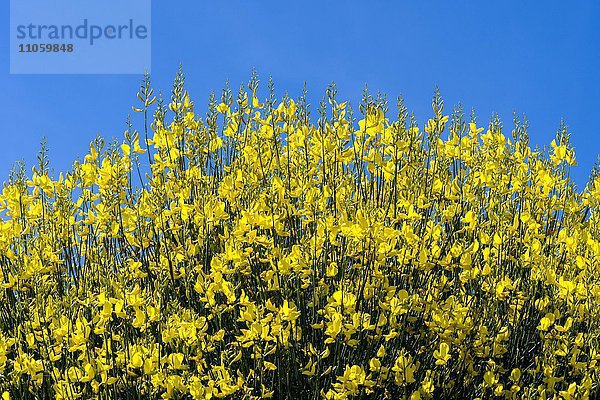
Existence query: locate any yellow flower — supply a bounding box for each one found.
[1,72,598,399]
[433,342,451,366]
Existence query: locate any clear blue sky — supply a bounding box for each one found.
[1,1,599,188]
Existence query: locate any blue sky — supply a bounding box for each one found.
[1,1,599,188]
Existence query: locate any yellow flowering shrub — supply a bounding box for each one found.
[1,71,599,399]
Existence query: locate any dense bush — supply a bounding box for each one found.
[1,71,599,399]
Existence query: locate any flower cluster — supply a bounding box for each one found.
[0,71,599,399]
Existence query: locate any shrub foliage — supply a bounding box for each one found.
[1,71,599,399]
